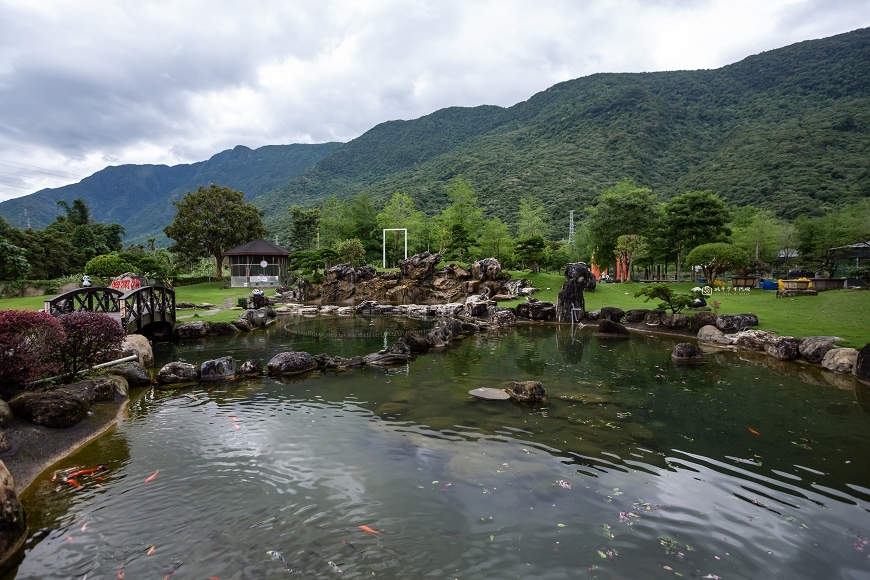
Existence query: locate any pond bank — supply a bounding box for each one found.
[1,398,128,494]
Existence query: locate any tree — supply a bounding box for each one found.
[52,311,126,382]
[516,195,550,239]
[163,185,266,281]
[377,192,424,267]
[85,254,135,278]
[685,242,748,285]
[586,179,661,270]
[514,235,547,273]
[634,284,697,314]
[287,205,322,251]
[480,217,513,263]
[335,238,367,266]
[438,176,483,253]
[0,310,65,399]
[664,190,731,281]
[615,234,648,279]
[444,224,474,262]
[0,238,29,281]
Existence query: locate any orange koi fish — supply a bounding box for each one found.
[67,478,82,488]
[748,427,760,436]
[359,525,382,534]
[117,562,125,579]
[145,470,159,483]
[147,545,156,555]
[68,465,106,479]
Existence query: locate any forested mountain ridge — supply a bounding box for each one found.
[257,27,870,236]
[0,142,341,244]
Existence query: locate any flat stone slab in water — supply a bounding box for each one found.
[468,388,510,400]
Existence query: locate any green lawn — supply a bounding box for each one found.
[3,278,869,347]
[503,272,870,348]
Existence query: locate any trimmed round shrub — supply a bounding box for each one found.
[84,253,135,278]
[53,311,127,382]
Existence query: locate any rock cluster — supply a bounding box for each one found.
[555,262,594,322]
[8,377,128,428]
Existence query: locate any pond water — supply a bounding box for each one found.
[8,315,870,579]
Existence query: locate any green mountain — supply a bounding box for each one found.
[257,28,870,235]
[0,143,341,245]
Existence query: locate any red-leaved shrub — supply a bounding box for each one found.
[0,310,65,399]
[54,311,127,382]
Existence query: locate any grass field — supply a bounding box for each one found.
[3,278,869,347]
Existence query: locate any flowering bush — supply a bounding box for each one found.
[0,310,65,399]
[53,311,126,382]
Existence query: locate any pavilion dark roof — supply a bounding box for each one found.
[222,239,291,257]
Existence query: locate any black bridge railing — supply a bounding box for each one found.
[44,285,175,336]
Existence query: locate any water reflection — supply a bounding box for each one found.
[9,316,870,579]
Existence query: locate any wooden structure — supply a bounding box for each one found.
[45,285,176,338]
[223,238,291,288]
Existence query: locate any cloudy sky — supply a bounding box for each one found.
[1,0,868,202]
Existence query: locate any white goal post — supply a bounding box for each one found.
[382,228,408,269]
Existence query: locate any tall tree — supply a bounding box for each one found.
[163,185,266,281]
[516,195,551,240]
[0,238,29,281]
[586,179,661,270]
[376,192,424,267]
[287,206,322,251]
[664,190,731,281]
[480,217,512,263]
[438,176,484,253]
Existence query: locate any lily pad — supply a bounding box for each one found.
[468,388,510,400]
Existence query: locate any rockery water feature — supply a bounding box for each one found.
[8,313,870,580]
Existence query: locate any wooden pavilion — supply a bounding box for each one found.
[222,239,291,288]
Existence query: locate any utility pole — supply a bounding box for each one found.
[568,210,575,243]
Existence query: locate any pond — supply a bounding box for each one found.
[8,315,870,579]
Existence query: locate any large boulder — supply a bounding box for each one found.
[207,322,240,336]
[267,352,318,375]
[156,361,200,386]
[471,258,501,281]
[690,312,718,333]
[715,313,759,333]
[764,336,800,360]
[643,310,664,326]
[399,252,442,280]
[855,344,870,385]
[624,309,650,323]
[110,362,153,387]
[515,299,556,321]
[505,381,547,404]
[121,334,154,367]
[8,377,122,428]
[0,461,27,572]
[232,318,253,332]
[821,348,859,374]
[596,319,630,339]
[799,336,844,363]
[733,329,777,351]
[200,357,237,382]
[239,307,270,328]
[671,343,706,364]
[555,262,594,322]
[321,264,378,303]
[599,307,626,322]
[489,308,516,326]
[661,313,689,329]
[313,354,366,370]
[175,321,211,339]
[697,325,733,345]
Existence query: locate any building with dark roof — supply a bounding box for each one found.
[222,238,291,288]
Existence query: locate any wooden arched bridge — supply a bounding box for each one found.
[44,285,176,339]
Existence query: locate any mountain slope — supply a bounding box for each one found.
[257,28,870,235]
[0,142,342,244]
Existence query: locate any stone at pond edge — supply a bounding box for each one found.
[267,352,318,375]
[764,336,800,360]
[232,318,253,332]
[175,321,210,339]
[821,348,859,374]
[715,313,759,333]
[313,354,366,371]
[200,356,237,381]
[0,401,11,429]
[624,309,649,323]
[599,307,625,323]
[661,313,688,328]
[121,334,154,367]
[644,310,665,326]
[157,361,200,385]
[697,325,732,345]
[799,336,844,364]
[671,343,705,364]
[469,388,510,400]
[0,460,27,574]
[8,377,122,428]
[505,381,547,404]
[855,344,870,385]
[595,319,630,339]
[111,362,153,387]
[238,359,263,376]
[690,312,718,333]
[208,322,239,336]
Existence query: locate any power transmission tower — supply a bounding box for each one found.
[568,210,575,242]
